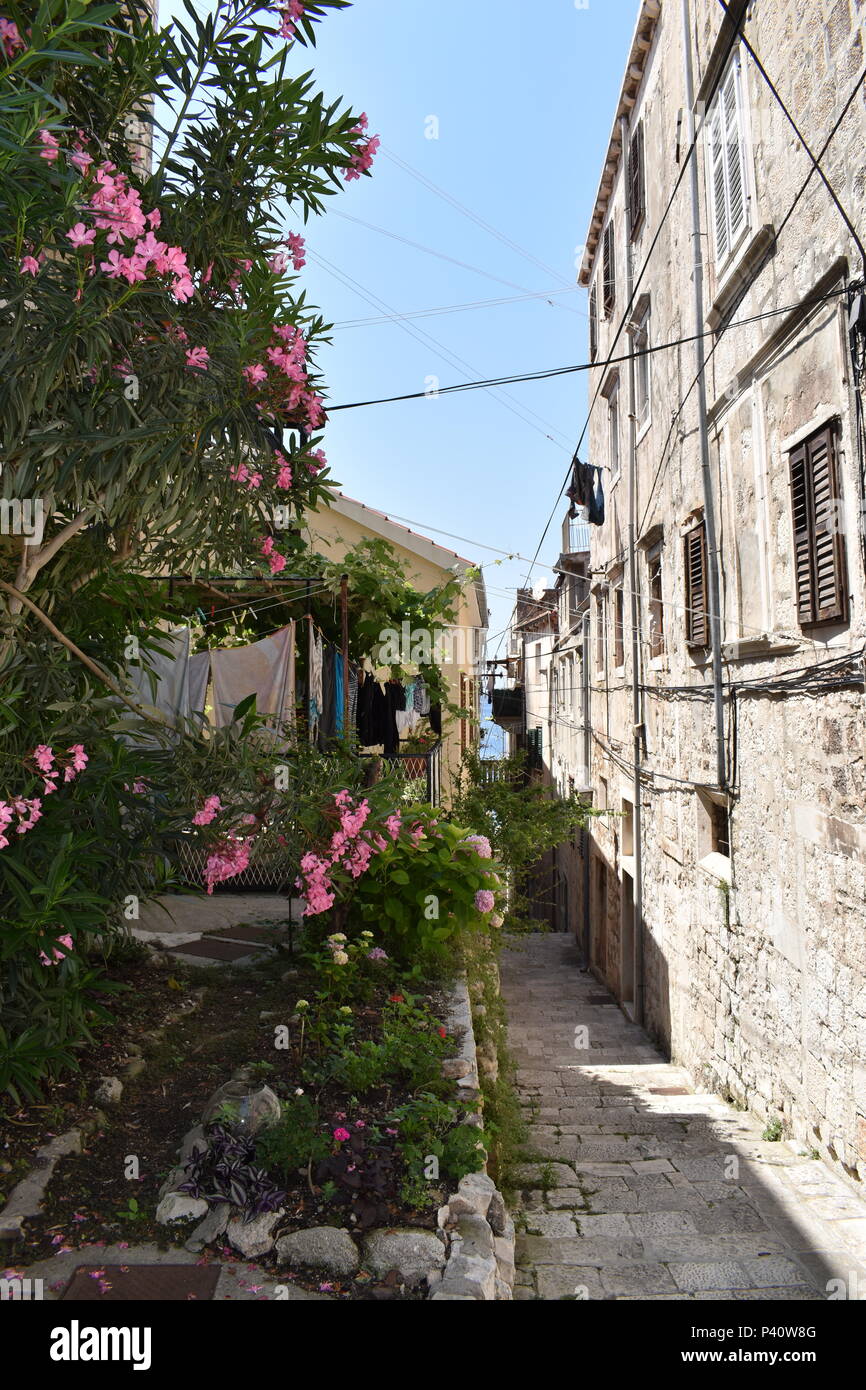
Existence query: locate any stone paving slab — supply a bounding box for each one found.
[501,932,866,1302]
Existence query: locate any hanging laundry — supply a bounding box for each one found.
[188,650,210,729]
[587,466,605,526]
[395,707,421,737]
[413,678,431,715]
[334,654,345,736]
[211,622,296,731]
[348,667,358,732]
[307,621,323,744]
[318,645,337,750]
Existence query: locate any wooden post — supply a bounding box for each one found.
[340,573,349,735]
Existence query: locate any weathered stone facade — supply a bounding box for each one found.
[548,0,866,1189]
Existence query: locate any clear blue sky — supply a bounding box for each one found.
[281,0,638,646]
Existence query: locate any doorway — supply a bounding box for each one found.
[621,871,634,1017]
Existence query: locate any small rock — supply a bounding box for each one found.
[185,1202,231,1253]
[441,1057,471,1080]
[454,1212,495,1257]
[439,1249,497,1300]
[124,1058,145,1079]
[226,1208,285,1258]
[94,1077,123,1106]
[281,969,298,980]
[276,1225,359,1277]
[156,1191,208,1225]
[456,1171,495,1217]
[363,1228,446,1287]
[487,1189,507,1234]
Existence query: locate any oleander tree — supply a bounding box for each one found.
[0,0,377,619]
[0,0,381,1101]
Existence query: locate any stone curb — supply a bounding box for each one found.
[0,1130,82,1244]
[429,973,514,1300]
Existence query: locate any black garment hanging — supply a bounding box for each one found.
[587,466,605,526]
[318,646,337,749]
[384,681,405,758]
[356,671,390,749]
[429,702,442,736]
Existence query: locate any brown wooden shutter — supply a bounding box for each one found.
[629,123,645,237]
[589,282,598,361]
[603,223,615,315]
[684,520,708,646]
[789,424,848,626]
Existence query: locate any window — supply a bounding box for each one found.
[614,584,625,669]
[589,282,598,361]
[789,423,848,627]
[595,591,606,674]
[710,801,730,857]
[602,220,616,316]
[648,548,665,658]
[628,121,646,237]
[684,519,709,646]
[527,725,543,769]
[697,789,730,863]
[634,305,650,426]
[706,54,749,268]
[608,379,621,481]
[621,798,634,856]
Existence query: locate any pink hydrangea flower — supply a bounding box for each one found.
[333,1127,350,1143]
[475,889,495,913]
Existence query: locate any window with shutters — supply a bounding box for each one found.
[608,378,621,481]
[595,590,606,676]
[706,53,750,270]
[602,221,616,316]
[589,282,598,361]
[614,584,625,669]
[628,121,645,238]
[634,304,651,427]
[788,423,848,628]
[684,519,709,646]
[648,548,665,658]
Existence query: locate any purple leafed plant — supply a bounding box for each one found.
[178,1123,286,1222]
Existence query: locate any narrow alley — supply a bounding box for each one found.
[503,934,866,1301]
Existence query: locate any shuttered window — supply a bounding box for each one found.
[684,520,709,646]
[628,121,645,237]
[602,221,616,316]
[589,282,598,361]
[706,54,748,267]
[789,424,848,627]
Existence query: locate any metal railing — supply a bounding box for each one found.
[359,739,442,806]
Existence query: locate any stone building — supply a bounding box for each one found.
[549,0,866,1187]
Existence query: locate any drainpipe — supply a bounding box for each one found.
[681,0,727,793]
[581,609,592,967]
[621,113,645,1027]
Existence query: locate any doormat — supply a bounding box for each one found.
[171,937,263,962]
[586,993,615,1005]
[61,1264,221,1301]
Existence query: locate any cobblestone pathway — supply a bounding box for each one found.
[501,934,866,1301]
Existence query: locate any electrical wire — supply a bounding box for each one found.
[382,147,573,289]
[309,249,575,453]
[331,285,584,330]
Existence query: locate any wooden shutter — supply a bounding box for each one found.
[789,425,848,626]
[708,94,729,262]
[684,520,708,646]
[629,122,645,236]
[722,59,747,248]
[603,222,615,314]
[589,282,598,360]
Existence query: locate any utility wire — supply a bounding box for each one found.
[382,147,573,289]
[331,284,584,329]
[327,289,846,412]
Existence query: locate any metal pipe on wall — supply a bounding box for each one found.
[620,112,645,1028]
[681,0,728,794]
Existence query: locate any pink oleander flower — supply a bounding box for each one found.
[0,16,25,58]
[277,0,304,39]
[286,232,306,269]
[354,1120,365,1130]
[343,127,380,182]
[201,261,213,285]
[267,252,288,275]
[333,1127,350,1143]
[244,363,268,385]
[66,744,88,778]
[33,745,55,774]
[192,794,222,826]
[204,835,251,894]
[66,222,96,249]
[38,129,60,161]
[69,148,93,175]
[172,276,195,303]
[475,889,495,913]
[20,255,39,276]
[384,813,402,840]
[306,448,327,475]
[185,346,210,371]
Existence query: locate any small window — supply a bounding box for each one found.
[634,305,651,426]
[608,380,621,481]
[697,789,730,862]
[602,221,616,316]
[621,797,634,856]
[648,549,665,657]
[596,591,606,674]
[706,53,749,268]
[788,423,848,627]
[614,584,625,669]
[589,282,598,361]
[710,801,730,857]
[628,121,646,238]
[684,519,709,646]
